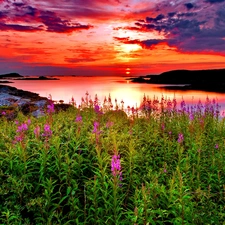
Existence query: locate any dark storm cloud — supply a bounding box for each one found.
[113,37,165,49]
[184,3,194,10]
[39,11,93,33]
[146,14,165,23]
[128,12,204,35]
[0,1,93,33]
[0,11,7,19]
[0,23,42,32]
[114,1,225,54]
[205,0,225,3]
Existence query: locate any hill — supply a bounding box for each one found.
[130,68,225,92]
[0,73,23,78]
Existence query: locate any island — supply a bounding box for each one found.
[130,68,225,92]
[0,72,23,78]
[0,73,59,81]
[19,75,59,80]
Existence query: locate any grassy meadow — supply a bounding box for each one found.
[0,94,225,224]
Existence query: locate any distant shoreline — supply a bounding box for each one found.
[129,68,225,93]
[0,73,60,82]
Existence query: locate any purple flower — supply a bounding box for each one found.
[92,121,99,133]
[215,144,219,149]
[42,124,52,137]
[111,154,122,181]
[34,126,40,138]
[181,100,186,110]
[189,112,194,121]
[47,102,55,114]
[75,115,82,122]
[94,105,103,114]
[14,135,23,143]
[27,119,31,125]
[178,133,184,143]
[1,111,6,115]
[17,123,28,133]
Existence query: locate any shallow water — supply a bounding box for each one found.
[6,76,225,114]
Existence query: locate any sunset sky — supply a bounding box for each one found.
[0,0,225,76]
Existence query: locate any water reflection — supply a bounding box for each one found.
[6,76,225,113]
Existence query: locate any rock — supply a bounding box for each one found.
[0,84,49,117]
[32,109,46,118]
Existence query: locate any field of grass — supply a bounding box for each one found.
[0,95,225,224]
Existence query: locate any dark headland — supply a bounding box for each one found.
[130,68,225,92]
[0,73,59,82]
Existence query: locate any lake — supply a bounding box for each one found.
[6,76,225,114]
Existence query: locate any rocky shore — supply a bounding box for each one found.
[0,84,48,119]
[0,84,73,119]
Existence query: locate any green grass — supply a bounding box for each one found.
[0,96,225,224]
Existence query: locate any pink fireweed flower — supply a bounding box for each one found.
[34,126,40,138]
[111,154,122,182]
[215,144,219,149]
[13,135,24,144]
[1,111,6,115]
[27,119,31,125]
[92,121,100,134]
[189,112,194,121]
[47,101,55,114]
[94,105,103,114]
[75,115,82,122]
[17,123,28,133]
[42,124,52,137]
[178,133,184,143]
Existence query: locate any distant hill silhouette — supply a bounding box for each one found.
[0,73,23,78]
[130,68,225,92]
[0,73,59,80]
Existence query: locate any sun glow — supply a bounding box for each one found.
[121,44,142,53]
[126,68,131,75]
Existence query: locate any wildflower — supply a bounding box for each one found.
[17,123,28,133]
[1,111,6,115]
[13,135,23,143]
[161,123,165,131]
[94,105,102,114]
[189,112,194,121]
[75,115,82,122]
[34,126,40,138]
[42,124,52,137]
[215,144,219,149]
[181,100,186,110]
[28,118,31,123]
[92,121,99,133]
[47,101,55,114]
[111,154,122,181]
[178,133,184,143]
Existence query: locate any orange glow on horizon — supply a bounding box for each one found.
[0,0,225,76]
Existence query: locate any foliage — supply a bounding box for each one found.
[0,95,225,224]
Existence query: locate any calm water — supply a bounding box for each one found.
[6,76,225,113]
